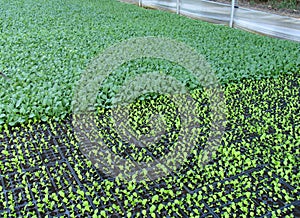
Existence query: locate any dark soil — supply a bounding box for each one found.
[120,0,300,18]
[210,0,300,18]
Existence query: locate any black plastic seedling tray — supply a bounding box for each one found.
[0,74,300,217]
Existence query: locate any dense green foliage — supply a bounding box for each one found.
[0,0,299,217]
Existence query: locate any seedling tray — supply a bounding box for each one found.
[1,74,300,217]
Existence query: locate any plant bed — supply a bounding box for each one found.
[0,74,299,216]
[0,0,300,216]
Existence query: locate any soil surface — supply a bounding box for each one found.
[210,0,300,18]
[119,0,300,18]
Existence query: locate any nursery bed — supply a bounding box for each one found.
[0,0,299,217]
[1,74,299,217]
